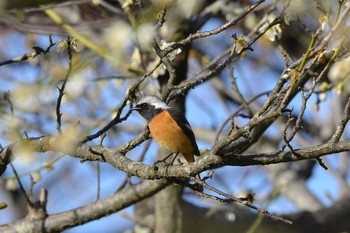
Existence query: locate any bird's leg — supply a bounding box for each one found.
[169,152,179,164]
[154,152,179,164]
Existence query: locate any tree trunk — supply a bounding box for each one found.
[155,184,183,233]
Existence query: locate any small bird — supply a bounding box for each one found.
[132,95,203,191]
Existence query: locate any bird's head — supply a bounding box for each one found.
[131,96,170,122]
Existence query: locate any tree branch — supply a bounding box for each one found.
[0,179,170,233]
[0,35,55,66]
[2,135,350,181]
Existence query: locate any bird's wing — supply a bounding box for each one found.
[166,109,201,156]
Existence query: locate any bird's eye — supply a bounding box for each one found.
[140,103,147,109]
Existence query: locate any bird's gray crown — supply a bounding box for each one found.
[137,96,170,109]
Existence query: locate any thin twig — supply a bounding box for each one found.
[228,65,252,116]
[316,157,328,170]
[96,133,106,200]
[56,36,73,134]
[329,97,350,142]
[81,59,163,143]
[214,90,271,143]
[281,107,295,151]
[152,39,177,96]
[115,175,132,193]
[169,16,283,102]
[187,177,292,224]
[119,211,155,229]
[9,162,33,208]
[114,138,153,193]
[162,0,265,55]
[0,35,55,66]
[0,154,65,181]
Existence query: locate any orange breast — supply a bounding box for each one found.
[148,110,195,162]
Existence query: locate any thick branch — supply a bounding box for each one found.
[0,179,170,233]
[1,136,350,180]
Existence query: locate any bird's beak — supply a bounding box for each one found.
[130,105,140,111]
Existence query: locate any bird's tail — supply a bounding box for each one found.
[183,152,203,192]
[194,173,203,192]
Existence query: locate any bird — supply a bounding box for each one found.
[132,95,203,191]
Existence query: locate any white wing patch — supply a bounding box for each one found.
[184,123,192,131]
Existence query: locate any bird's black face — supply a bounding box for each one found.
[133,103,163,122]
